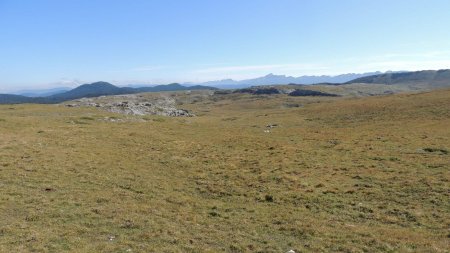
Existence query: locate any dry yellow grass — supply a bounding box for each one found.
[0,89,449,252]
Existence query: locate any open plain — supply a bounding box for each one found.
[0,88,449,252]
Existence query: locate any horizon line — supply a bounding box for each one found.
[2,68,449,94]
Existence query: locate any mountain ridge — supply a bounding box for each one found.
[190,71,390,88]
[2,69,450,104]
[346,69,450,86]
[5,71,400,95]
[0,82,217,104]
[13,87,71,97]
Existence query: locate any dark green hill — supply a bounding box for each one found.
[0,82,217,104]
[289,89,338,97]
[346,69,450,86]
[0,94,41,104]
[44,82,135,103]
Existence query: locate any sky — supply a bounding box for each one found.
[1,0,450,92]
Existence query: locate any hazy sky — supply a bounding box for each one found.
[1,0,450,91]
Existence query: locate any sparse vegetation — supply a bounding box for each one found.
[0,89,449,252]
[422,147,449,154]
[79,116,95,121]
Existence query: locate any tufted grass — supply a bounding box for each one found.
[0,89,449,252]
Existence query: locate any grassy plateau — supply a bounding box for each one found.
[0,88,449,252]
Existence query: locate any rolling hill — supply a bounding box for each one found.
[0,94,42,104]
[13,87,71,97]
[0,82,217,104]
[135,83,218,93]
[346,69,450,87]
[2,69,450,104]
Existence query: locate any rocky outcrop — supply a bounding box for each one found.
[65,95,194,117]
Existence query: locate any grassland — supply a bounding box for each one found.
[0,89,449,252]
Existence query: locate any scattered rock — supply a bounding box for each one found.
[26,236,37,242]
[284,103,302,108]
[328,139,340,146]
[65,95,194,117]
[121,219,137,229]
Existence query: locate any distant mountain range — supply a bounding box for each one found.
[189,71,389,88]
[9,71,395,96]
[2,69,449,104]
[13,87,72,97]
[0,82,217,104]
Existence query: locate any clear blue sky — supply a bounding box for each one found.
[1,0,450,91]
